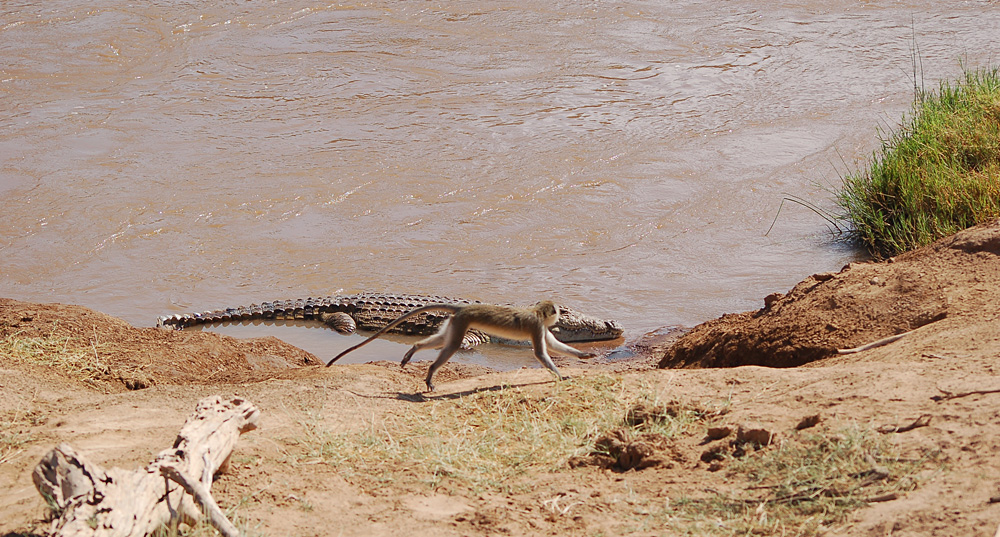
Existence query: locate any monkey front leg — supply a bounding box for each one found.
[544,331,596,359]
[535,331,600,384]
[529,330,565,382]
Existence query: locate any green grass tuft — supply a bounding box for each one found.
[837,65,1000,258]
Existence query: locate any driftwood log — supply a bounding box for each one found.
[32,396,259,537]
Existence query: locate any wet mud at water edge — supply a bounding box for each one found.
[3,2,1000,367]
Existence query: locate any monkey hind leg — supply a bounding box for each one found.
[401,327,449,368]
[424,341,462,392]
[401,345,418,367]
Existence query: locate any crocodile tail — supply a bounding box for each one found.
[156,297,338,329]
[326,304,461,366]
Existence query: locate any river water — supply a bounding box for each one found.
[3,1,999,368]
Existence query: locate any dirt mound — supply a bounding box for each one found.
[0,298,322,388]
[659,218,1000,369]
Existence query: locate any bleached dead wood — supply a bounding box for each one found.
[32,396,259,537]
[836,331,911,354]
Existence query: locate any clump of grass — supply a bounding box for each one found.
[670,426,935,536]
[0,330,151,389]
[1,411,38,465]
[0,331,111,384]
[150,514,263,537]
[837,65,1000,258]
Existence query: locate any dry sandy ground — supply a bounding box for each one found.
[3,220,1000,536]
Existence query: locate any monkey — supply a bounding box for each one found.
[326,301,595,391]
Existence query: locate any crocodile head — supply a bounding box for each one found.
[550,305,624,342]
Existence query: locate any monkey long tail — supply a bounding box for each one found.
[325,304,462,367]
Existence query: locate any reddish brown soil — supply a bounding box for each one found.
[0,299,322,388]
[4,220,1000,536]
[660,219,1000,369]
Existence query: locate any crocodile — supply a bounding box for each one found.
[156,292,624,347]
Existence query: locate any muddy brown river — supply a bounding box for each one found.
[3,2,999,368]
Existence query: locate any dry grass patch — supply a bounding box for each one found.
[0,408,41,466]
[148,515,266,537]
[2,332,109,382]
[293,375,717,493]
[291,376,939,536]
[669,425,938,536]
[0,331,149,389]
